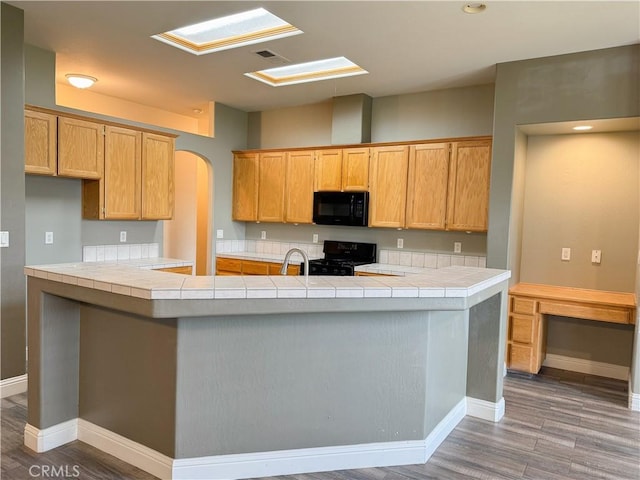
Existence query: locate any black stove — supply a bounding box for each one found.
[304,240,377,276]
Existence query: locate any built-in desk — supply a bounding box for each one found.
[506,282,637,374]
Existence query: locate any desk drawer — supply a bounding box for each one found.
[511,296,536,315]
[507,343,534,373]
[539,301,631,324]
[509,314,536,344]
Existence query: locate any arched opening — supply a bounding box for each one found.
[164,150,213,275]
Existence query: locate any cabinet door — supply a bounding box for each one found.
[25,110,57,175]
[405,143,449,229]
[342,147,369,191]
[369,145,409,228]
[446,140,491,232]
[104,126,141,219]
[232,153,259,221]
[141,133,174,220]
[285,150,314,224]
[314,149,342,191]
[57,116,103,179]
[258,151,286,222]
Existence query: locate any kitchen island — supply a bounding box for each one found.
[24,263,510,480]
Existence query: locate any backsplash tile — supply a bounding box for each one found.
[216,240,323,257]
[379,249,486,270]
[83,243,160,262]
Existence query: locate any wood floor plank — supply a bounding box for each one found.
[2,367,638,480]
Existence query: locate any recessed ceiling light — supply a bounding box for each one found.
[573,125,593,131]
[245,56,368,87]
[65,74,97,89]
[462,3,487,14]
[152,8,303,55]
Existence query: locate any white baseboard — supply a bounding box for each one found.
[466,396,505,422]
[24,399,467,480]
[543,353,629,380]
[1,374,27,398]
[78,420,173,480]
[24,420,78,453]
[629,391,640,412]
[172,398,467,480]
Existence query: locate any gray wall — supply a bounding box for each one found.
[1,3,26,380]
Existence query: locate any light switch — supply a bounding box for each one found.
[561,247,571,261]
[0,231,8,248]
[261,231,267,240]
[591,249,602,264]
[45,232,54,244]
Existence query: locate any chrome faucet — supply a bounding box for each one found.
[281,248,309,283]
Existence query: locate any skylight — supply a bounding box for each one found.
[152,8,303,55]
[245,57,368,87]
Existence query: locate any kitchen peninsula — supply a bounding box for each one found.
[24,262,510,480]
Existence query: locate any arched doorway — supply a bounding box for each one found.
[164,151,213,275]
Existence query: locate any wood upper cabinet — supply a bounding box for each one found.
[285,150,314,223]
[232,152,259,221]
[446,140,491,232]
[369,145,409,228]
[57,116,103,179]
[257,151,286,222]
[141,132,174,220]
[314,148,369,191]
[341,147,369,191]
[314,149,342,191]
[25,109,57,175]
[405,143,450,230]
[103,126,142,219]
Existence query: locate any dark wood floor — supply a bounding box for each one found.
[2,368,639,480]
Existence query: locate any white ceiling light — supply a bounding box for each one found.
[245,56,368,87]
[152,8,302,55]
[572,125,593,131]
[65,74,97,89]
[462,3,487,14]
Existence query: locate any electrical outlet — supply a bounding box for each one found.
[591,249,602,264]
[312,233,319,244]
[0,231,8,248]
[45,231,54,245]
[561,247,571,261]
[119,231,127,243]
[397,238,404,249]
[261,231,267,240]
[454,242,462,253]
[216,229,224,239]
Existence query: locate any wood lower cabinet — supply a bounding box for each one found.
[506,294,546,374]
[25,109,57,175]
[154,265,193,275]
[232,153,259,221]
[57,116,104,179]
[285,150,314,223]
[369,145,409,228]
[216,257,299,276]
[446,140,491,231]
[141,133,174,220]
[405,143,449,229]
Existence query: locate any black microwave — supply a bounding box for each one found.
[313,191,369,227]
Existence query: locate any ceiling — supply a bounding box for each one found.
[9,1,640,116]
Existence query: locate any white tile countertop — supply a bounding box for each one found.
[25,261,510,301]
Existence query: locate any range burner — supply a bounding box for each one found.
[304,240,376,276]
